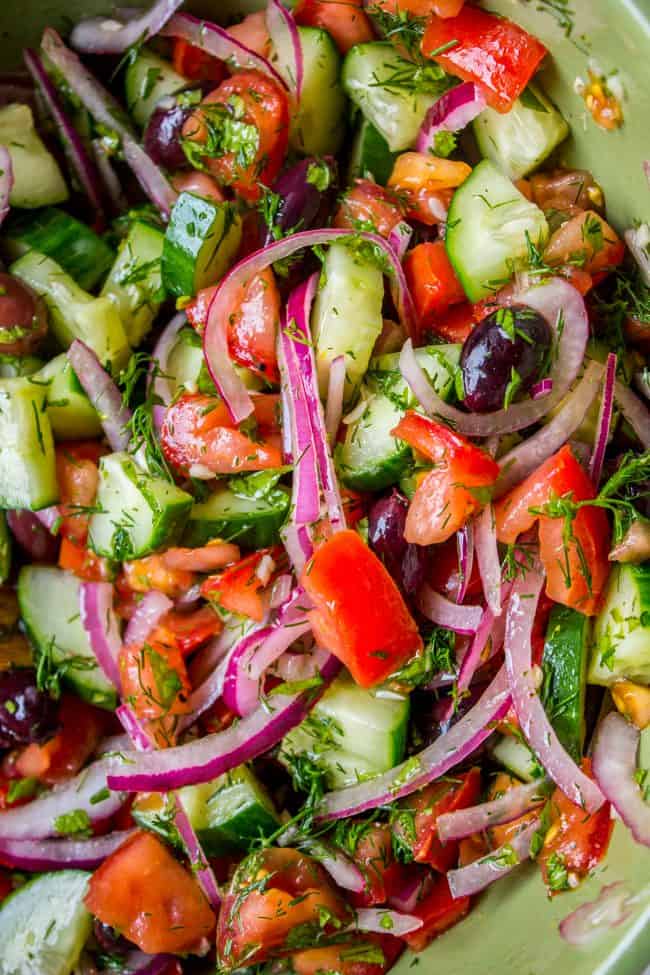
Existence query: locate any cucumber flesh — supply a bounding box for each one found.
[348,117,398,186]
[589,563,650,686]
[0,870,91,975]
[38,353,102,440]
[290,27,346,157]
[490,734,544,783]
[101,219,165,347]
[0,354,43,379]
[0,378,58,510]
[162,192,242,298]
[18,565,117,709]
[183,470,290,550]
[0,103,68,208]
[124,47,188,127]
[541,605,590,761]
[445,159,549,303]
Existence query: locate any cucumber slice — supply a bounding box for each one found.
[0,870,91,975]
[280,673,410,789]
[3,207,114,291]
[337,345,460,491]
[183,470,290,549]
[541,605,590,762]
[101,219,165,347]
[445,160,549,302]
[89,452,193,560]
[124,47,188,127]
[312,242,384,400]
[37,353,102,440]
[162,192,242,298]
[490,734,544,783]
[473,83,569,181]
[0,512,10,585]
[342,42,446,152]
[290,27,346,156]
[349,117,398,186]
[11,251,131,370]
[166,325,205,393]
[589,563,650,686]
[18,566,117,709]
[0,103,68,209]
[0,378,58,510]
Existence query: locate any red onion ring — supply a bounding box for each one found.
[438,778,547,842]
[531,377,553,399]
[92,138,128,213]
[417,584,482,635]
[298,839,365,893]
[117,703,153,751]
[614,379,650,450]
[592,711,650,848]
[456,522,474,605]
[589,352,617,486]
[447,816,541,898]
[6,509,59,561]
[79,581,123,691]
[388,869,434,914]
[266,0,304,99]
[387,221,413,262]
[474,504,501,616]
[624,224,650,287]
[71,0,184,54]
[173,799,222,910]
[66,339,132,452]
[325,355,346,444]
[0,829,133,870]
[416,82,486,154]
[350,908,423,937]
[559,882,638,946]
[0,144,13,226]
[149,312,187,412]
[124,590,173,646]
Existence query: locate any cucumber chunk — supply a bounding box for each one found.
[0,354,43,379]
[89,452,193,560]
[124,47,188,127]
[349,116,398,185]
[342,43,447,152]
[183,469,290,549]
[3,207,114,290]
[290,27,346,156]
[490,734,544,783]
[280,673,410,789]
[37,353,102,440]
[337,345,460,491]
[101,219,165,347]
[18,565,117,709]
[0,378,58,510]
[589,563,650,686]
[473,83,569,181]
[11,252,131,370]
[541,605,590,761]
[312,241,384,400]
[162,192,242,298]
[0,103,68,209]
[445,159,549,303]
[0,870,91,975]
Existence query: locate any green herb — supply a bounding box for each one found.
[6,777,39,805]
[503,367,523,409]
[307,159,332,192]
[486,843,519,868]
[387,625,456,689]
[118,351,174,482]
[370,59,450,98]
[545,851,571,892]
[432,130,458,158]
[36,638,98,699]
[54,808,92,838]
[181,96,259,172]
[529,800,553,858]
[365,5,426,58]
[90,786,111,806]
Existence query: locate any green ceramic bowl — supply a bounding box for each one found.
[3,1,650,972]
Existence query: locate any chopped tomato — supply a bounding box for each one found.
[404,242,467,341]
[294,0,374,53]
[55,443,103,544]
[392,412,499,546]
[292,935,403,975]
[494,445,611,615]
[373,0,464,15]
[15,695,107,785]
[122,555,195,599]
[427,536,482,602]
[347,823,411,907]
[86,830,216,954]
[401,874,470,951]
[217,847,351,969]
[183,71,289,202]
[59,537,113,582]
[421,7,547,113]
[389,153,471,193]
[120,631,191,747]
[172,38,228,83]
[334,179,404,239]
[201,548,277,622]
[161,392,283,476]
[171,170,226,203]
[0,870,12,903]
[538,759,613,894]
[428,301,475,344]
[159,605,223,656]
[162,542,240,574]
[544,211,625,278]
[301,530,423,687]
[226,11,273,57]
[393,768,481,872]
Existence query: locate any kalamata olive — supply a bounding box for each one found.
[0,273,48,357]
[0,668,58,749]
[143,96,193,170]
[263,157,337,246]
[6,509,59,563]
[93,919,131,956]
[460,304,552,413]
[368,490,428,598]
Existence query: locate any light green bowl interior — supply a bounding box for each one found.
[3,1,650,972]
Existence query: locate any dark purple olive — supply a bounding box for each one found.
[0,668,58,749]
[460,304,552,413]
[263,157,337,246]
[0,273,48,357]
[368,490,428,598]
[143,96,193,170]
[93,919,131,956]
[6,509,59,562]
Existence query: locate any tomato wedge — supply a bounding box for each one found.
[201,548,279,622]
[401,874,470,951]
[120,631,191,747]
[404,242,467,340]
[294,0,374,53]
[346,823,411,907]
[291,934,403,975]
[334,179,405,238]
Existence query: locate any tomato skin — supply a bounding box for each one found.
[183,71,289,202]
[346,824,410,907]
[58,537,113,582]
[294,0,374,53]
[15,695,107,785]
[55,443,103,544]
[374,0,464,13]
[401,874,470,951]
[334,179,404,238]
[86,830,216,954]
[544,211,625,277]
[122,555,195,599]
[392,412,499,546]
[404,242,467,340]
[389,153,471,194]
[421,7,547,112]
[217,848,351,969]
[172,38,228,83]
[159,606,223,656]
[201,549,277,622]
[291,934,403,975]
[120,632,191,747]
[301,530,423,688]
[427,301,475,344]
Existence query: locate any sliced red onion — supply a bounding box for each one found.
[124,591,173,646]
[325,355,346,444]
[416,82,486,154]
[350,908,422,936]
[205,280,256,425]
[23,48,104,220]
[248,619,312,681]
[173,799,221,910]
[438,779,547,842]
[79,582,123,691]
[274,646,326,682]
[531,378,553,399]
[122,138,178,218]
[300,839,365,893]
[387,221,413,262]
[0,758,124,839]
[270,573,293,609]
[222,625,270,718]
[504,558,604,813]
[92,139,128,213]
[266,0,303,99]
[6,509,59,561]
[0,829,132,870]
[71,0,184,54]
[474,504,501,616]
[614,379,650,450]
[495,360,604,497]
[388,869,434,914]
[559,883,637,946]
[456,523,474,605]
[34,506,60,533]
[400,278,588,437]
[160,12,286,89]
[592,711,650,847]
[624,223,650,288]
[150,312,187,410]
[589,352,617,486]
[280,523,313,577]
[0,144,12,226]
[418,584,482,635]
[107,654,341,791]
[66,340,131,452]
[316,666,511,820]
[447,817,541,899]
[117,703,153,751]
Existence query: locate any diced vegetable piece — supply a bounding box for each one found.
[161,191,242,298]
[0,377,58,510]
[541,605,590,761]
[101,219,165,347]
[589,563,650,686]
[490,734,543,783]
[37,353,102,440]
[0,103,68,208]
[348,116,398,185]
[291,26,346,156]
[124,46,188,127]
[183,470,290,549]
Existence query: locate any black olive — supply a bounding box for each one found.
[0,669,58,749]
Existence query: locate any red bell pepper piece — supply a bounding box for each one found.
[401,874,471,951]
[201,549,278,623]
[404,242,466,341]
